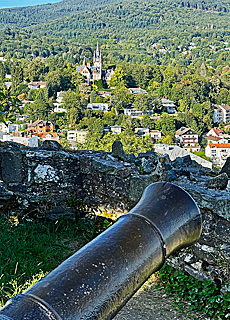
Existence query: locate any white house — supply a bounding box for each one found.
[213,104,230,124]
[56,91,64,103]
[161,98,177,114]
[206,127,225,137]
[87,103,110,113]
[67,130,88,144]
[128,88,148,95]
[1,134,39,147]
[150,130,162,141]
[175,127,200,151]
[53,103,67,113]
[124,108,154,117]
[110,125,122,135]
[28,81,46,90]
[205,143,230,167]
[134,128,150,137]
[206,136,228,144]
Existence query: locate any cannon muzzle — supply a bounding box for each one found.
[0,182,202,320]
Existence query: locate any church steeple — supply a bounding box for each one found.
[96,41,100,57]
[93,42,102,68]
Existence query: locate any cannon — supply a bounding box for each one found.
[0,182,202,320]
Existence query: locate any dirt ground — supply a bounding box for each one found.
[114,275,210,320]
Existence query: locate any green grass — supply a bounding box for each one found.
[156,264,230,320]
[0,215,109,306]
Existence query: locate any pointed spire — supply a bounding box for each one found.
[96,42,100,57]
[83,56,86,66]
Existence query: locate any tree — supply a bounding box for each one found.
[217,88,229,105]
[24,99,53,121]
[0,87,21,123]
[112,86,133,109]
[11,63,23,92]
[62,90,81,110]
[90,91,97,103]
[109,66,128,88]
[68,107,83,127]
[27,58,45,81]
[134,94,152,111]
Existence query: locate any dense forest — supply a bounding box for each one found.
[0,0,230,67]
[0,0,127,28]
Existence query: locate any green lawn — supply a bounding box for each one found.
[0,215,109,306]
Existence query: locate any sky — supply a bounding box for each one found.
[0,0,61,8]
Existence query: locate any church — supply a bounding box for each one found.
[77,43,114,86]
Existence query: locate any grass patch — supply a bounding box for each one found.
[0,215,111,306]
[156,264,230,320]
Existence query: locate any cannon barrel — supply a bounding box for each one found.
[0,182,202,320]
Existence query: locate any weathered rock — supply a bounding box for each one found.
[174,179,230,222]
[207,173,228,190]
[127,153,136,164]
[141,158,155,174]
[0,180,13,199]
[173,157,184,169]
[0,148,23,183]
[41,140,63,151]
[221,156,230,177]
[192,243,220,265]
[112,140,126,161]
[184,265,211,282]
[182,154,192,166]
[158,154,173,170]
[138,151,156,159]
[166,169,177,181]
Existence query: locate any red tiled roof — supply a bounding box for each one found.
[39,132,58,139]
[213,127,224,136]
[209,143,230,148]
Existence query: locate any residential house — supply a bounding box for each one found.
[175,127,200,151]
[161,98,177,114]
[150,130,162,141]
[1,134,38,147]
[128,88,148,95]
[134,128,150,137]
[56,91,64,103]
[67,130,88,144]
[40,132,59,141]
[206,135,228,144]
[16,114,30,122]
[53,103,67,113]
[0,122,10,133]
[205,143,230,167]
[206,127,225,137]
[28,81,46,90]
[96,91,112,98]
[110,125,122,135]
[87,103,110,113]
[26,120,56,137]
[124,108,154,117]
[213,104,230,123]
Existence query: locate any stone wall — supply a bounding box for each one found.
[1,141,230,288]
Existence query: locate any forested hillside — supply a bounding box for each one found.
[0,0,230,69]
[0,0,126,28]
[0,0,230,67]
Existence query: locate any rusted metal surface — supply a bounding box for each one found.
[0,182,202,320]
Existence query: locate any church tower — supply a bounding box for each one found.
[93,42,102,69]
